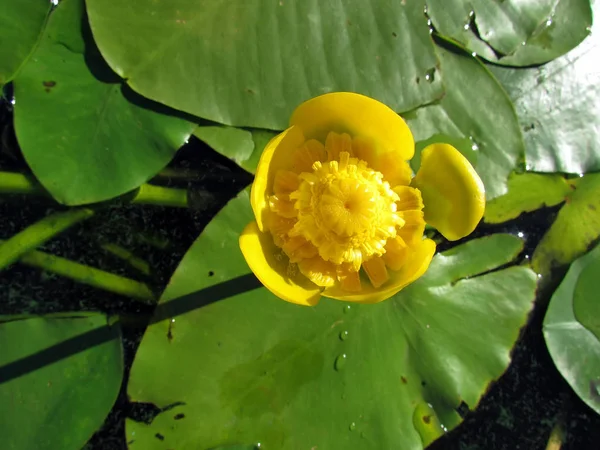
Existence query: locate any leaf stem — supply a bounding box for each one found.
[545,417,566,450]
[0,171,46,195]
[131,183,188,207]
[0,208,94,270]
[0,240,156,303]
[100,242,152,276]
[0,171,190,208]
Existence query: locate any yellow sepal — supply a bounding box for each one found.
[412,143,485,241]
[290,92,414,161]
[321,238,436,303]
[240,221,322,306]
[251,126,305,232]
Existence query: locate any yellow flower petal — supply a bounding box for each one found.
[397,210,426,246]
[240,221,322,306]
[382,236,409,271]
[411,143,485,241]
[354,136,413,187]
[363,257,389,288]
[251,126,305,232]
[325,132,353,161]
[394,186,424,211]
[274,170,300,195]
[291,139,327,173]
[290,92,414,161]
[336,263,362,292]
[298,257,337,287]
[322,238,436,303]
[268,194,297,218]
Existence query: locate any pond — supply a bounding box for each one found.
[1,0,599,449]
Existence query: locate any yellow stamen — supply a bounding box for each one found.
[266,131,426,294]
[289,151,403,268]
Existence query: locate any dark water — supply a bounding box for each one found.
[1,92,599,450]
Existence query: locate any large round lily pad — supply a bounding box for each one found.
[13,0,195,205]
[0,0,50,86]
[125,191,536,449]
[0,313,123,450]
[544,242,600,415]
[489,0,600,175]
[86,0,444,129]
[426,0,592,66]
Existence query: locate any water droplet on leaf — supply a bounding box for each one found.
[339,330,349,341]
[343,305,351,314]
[334,353,348,371]
[424,68,435,83]
[349,422,356,431]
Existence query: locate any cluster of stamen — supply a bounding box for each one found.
[267,132,423,292]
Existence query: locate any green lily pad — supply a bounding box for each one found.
[86,0,444,130]
[405,45,525,200]
[194,125,254,169]
[244,129,278,174]
[426,0,592,66]
[0,0,51,86]
[196,125,278,175]
[484,173,571,224]
[489,1,599,174]
[544,242,600,415]
[0,314,123,450]
[125,191,536,449]
[13,0,195,205]
[532,173,600,276]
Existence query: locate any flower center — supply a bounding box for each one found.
[289,151,404,270]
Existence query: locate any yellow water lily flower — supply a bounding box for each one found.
[240,92,485,306]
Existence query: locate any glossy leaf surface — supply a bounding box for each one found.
[13,0,195,205]
[533,174,600,276]
[194,125,254,170]
[86,0,444,129]
[0,0,50,85]
[544,242,600,415]
[427,0,592,66]
[125,191,536,449]
[489,0,599,174]
[484,173,571,224]
[405,46,525,200]
[0,314,123,450]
